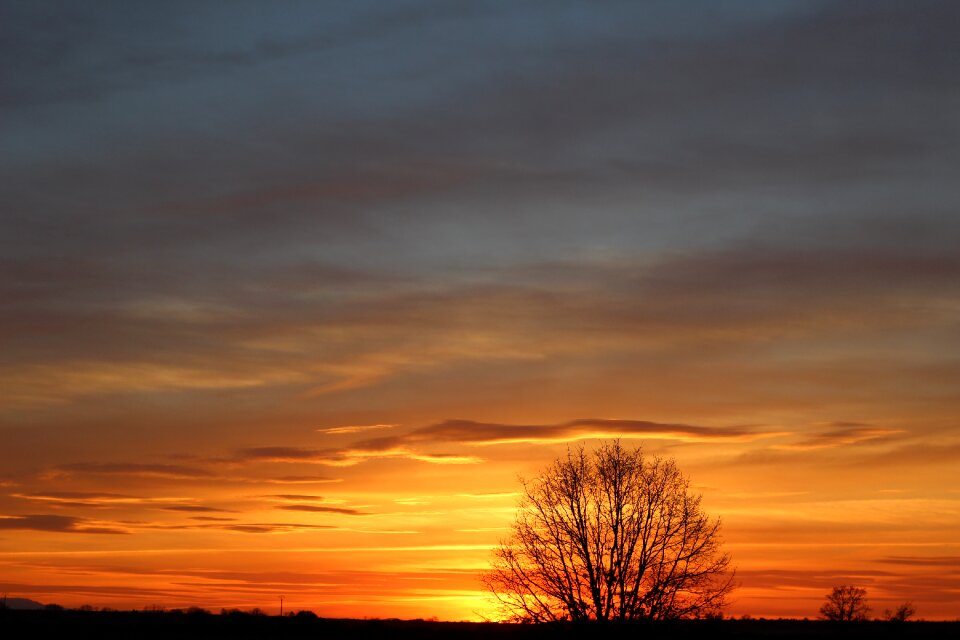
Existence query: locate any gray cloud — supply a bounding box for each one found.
[233,445,479,466]
[783,425,905,451]
[727,439,960,470]
[264,494,327,501]
[55,463,214,479]
[214,522,335,534]
[0,582,181,599]
[260,475,342,485]
[0,514,127,534]
[158,505,233,513]
[113,518,336,535]
[10,491,140,508]
[733,568,914,595]
[878,556,960,568]
[276,504,369,516]
[16,491,135,500]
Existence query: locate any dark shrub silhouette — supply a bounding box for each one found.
[884,601,916,622]
[819,585,870,621]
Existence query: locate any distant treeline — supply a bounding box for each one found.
[0,609,956,640]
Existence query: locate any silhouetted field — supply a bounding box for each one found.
[1,609,957,640]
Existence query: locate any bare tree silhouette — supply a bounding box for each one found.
[484,440,734,622]
[883,601,916,622]
[820,585,870,621]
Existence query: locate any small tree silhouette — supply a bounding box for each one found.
[883,602,916,622]
[820,585,870,621]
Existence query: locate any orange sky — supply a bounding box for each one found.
[2,0,960,622]
[3,379,959,619]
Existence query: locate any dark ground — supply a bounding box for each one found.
[1,609,957,640]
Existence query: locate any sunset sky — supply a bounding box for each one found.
[2,0,959,621]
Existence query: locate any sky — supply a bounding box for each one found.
[2,0,959,621]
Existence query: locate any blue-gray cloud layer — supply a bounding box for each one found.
[2,1,958,444]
